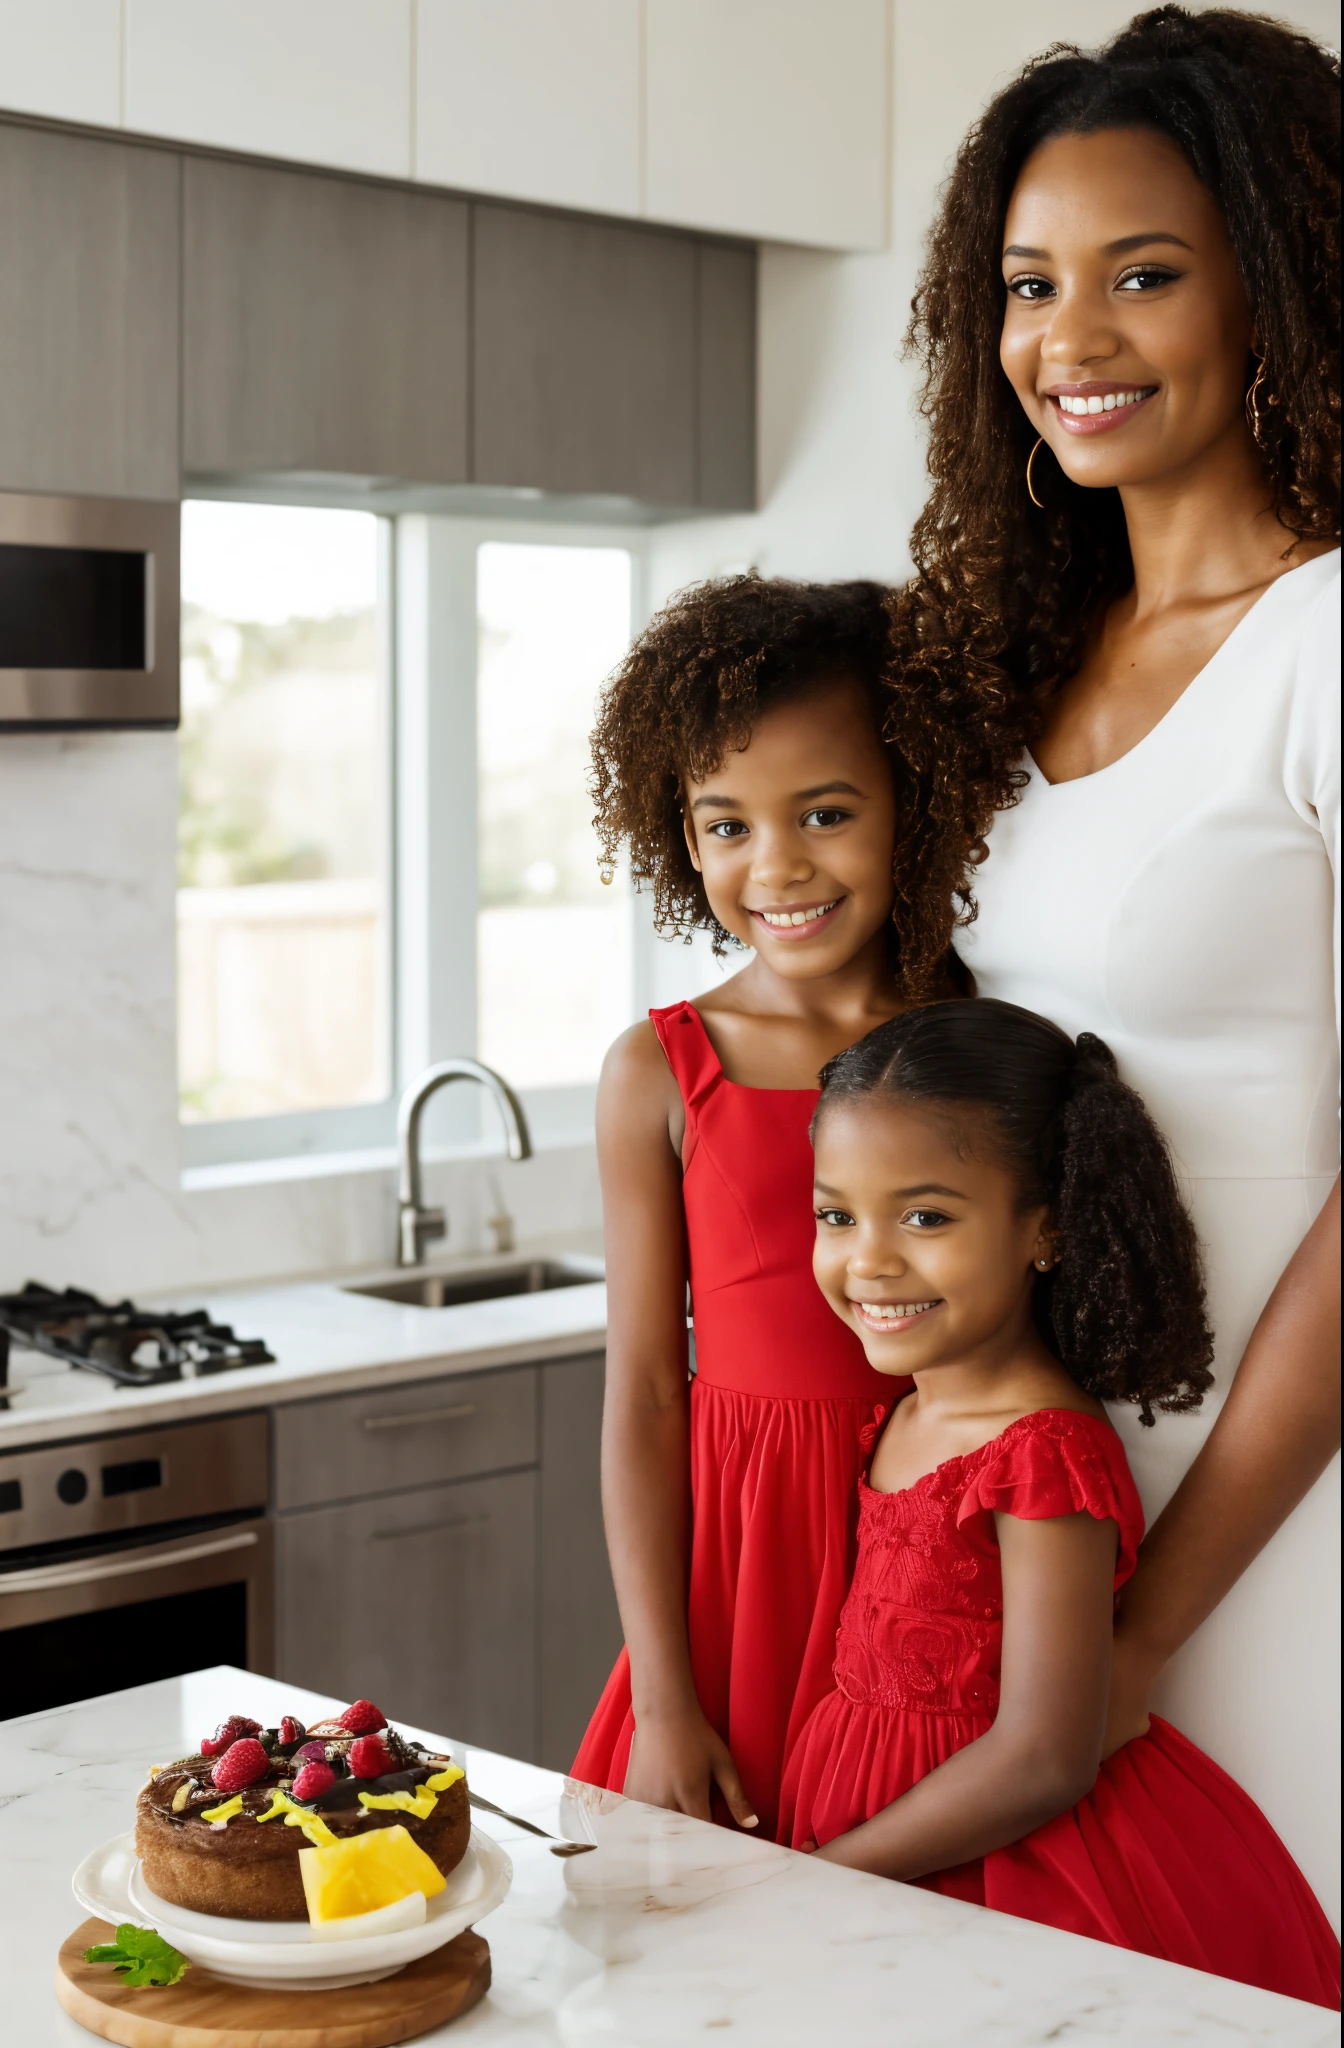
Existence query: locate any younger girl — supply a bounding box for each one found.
[573,578,1018,1838]
[781,999,1339,2008]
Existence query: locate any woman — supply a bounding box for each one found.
[891,6,1340,1905]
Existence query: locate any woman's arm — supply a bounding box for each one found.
[1105,1176,1341,1754]
[815,1512,1116,1880]
[597,1022,757,1826]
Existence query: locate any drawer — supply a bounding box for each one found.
[272,1366,536,1511]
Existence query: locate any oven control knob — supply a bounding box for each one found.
[56,1468,88,1504]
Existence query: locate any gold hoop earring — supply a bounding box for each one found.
[1245,354,1269,445]
[1026,436,1047,509]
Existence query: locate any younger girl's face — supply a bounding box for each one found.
[812,1095,1053,1377]
[999,126,1254,495]
[683,677,898,981]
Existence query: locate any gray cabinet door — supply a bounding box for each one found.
[697,244,757,511]
[272,1366,537,1512]
[183,157,469,482]
[0,123,180,500]
[539,1351,624,1771]
[472,204,698,504]
[275,1467,538,1760]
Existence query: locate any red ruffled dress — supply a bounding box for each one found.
[571,1002,895,1840]
[780,1405,1340,2009]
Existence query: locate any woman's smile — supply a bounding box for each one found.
[1046,382,1158,433]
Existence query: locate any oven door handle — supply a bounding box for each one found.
[0,1527,259,1595]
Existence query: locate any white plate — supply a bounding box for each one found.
[73,1828,512,1992]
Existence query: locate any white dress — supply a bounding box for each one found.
[957,549,1341,1922]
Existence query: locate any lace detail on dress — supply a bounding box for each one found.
[831,1409,1144,1715]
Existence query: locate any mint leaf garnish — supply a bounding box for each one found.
[84,1923,190,1988]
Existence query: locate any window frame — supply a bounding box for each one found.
[178,504,651,1177]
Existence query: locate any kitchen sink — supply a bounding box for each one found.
[344,1256,602,1309]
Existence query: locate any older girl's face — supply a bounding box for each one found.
[999,126,1255,493]
[683,676,898,983]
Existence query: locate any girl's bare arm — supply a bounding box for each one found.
[597,1022,756,1825]
[1106,1175,1341,1752]
[814,1512,1116,1879]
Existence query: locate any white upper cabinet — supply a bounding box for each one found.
[3,0,892,252]
[123,0,413,178]
[644,0,889,250]
[416,0,640,217]
[0,0,121,126]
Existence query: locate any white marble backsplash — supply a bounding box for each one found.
[0,732,601,1300]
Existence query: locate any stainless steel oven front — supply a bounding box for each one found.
[0,1413,272,1718]
[0,489,179,729]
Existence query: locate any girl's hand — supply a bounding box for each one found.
[625,1707,759,1829]
[1102,1629,1155,1757]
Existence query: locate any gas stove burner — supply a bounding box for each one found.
[0,1282,276,1390]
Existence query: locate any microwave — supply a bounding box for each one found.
[0,490,179,729]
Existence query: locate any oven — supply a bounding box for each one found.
[0,1413,272,1718]
[0,489,179,729]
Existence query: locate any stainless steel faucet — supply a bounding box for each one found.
[396,1059,533,1267]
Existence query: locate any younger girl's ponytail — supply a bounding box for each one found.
[1050,1034,1213,1423]
[816,1001,1215,1424]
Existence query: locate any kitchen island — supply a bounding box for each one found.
[3,1668,1335,2046]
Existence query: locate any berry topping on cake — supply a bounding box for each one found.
[348,1735,396,1779]
[210,1738,270,1793]
[295,1740,328,1765]
[279,1716,306,1746]
[292,1760,337,1802]
[338,1699,386,1735]
[200,1715,262,1757]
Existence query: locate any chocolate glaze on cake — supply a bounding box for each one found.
[135,1716,470,1921]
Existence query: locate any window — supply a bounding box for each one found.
[476,543,634,1089]
[177,503,391,1143]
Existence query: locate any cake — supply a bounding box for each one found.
[135,1700,469,1921]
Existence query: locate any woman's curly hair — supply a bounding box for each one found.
[816,1000,1215,1424]
[589,576,1025,999]
[894,5,1340,719]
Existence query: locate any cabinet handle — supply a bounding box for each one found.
[369,1512,490,1543]
[362,1403,477,1433]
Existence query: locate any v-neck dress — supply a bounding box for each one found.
[570,1001,894,1839]
[956,549,1341,1912]
[780,1406,1340,2009]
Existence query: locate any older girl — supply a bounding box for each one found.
[573,577,1016,1836]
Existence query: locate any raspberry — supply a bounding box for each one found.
[348,1735,395,1780]
[296,1740,328,1765]
[210,1738,270,1793]
[279,1716,306,1746]
[291,1760,336,1802]
[200,1715,261,1757]
[338,1699,386,1735]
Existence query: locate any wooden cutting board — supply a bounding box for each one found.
[55,1917,490,2048]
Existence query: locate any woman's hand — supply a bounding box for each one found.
[1102,1628,1155,1758]
[625,1706,758,1829]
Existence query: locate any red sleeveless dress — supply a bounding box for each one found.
[780,1406,1340,2010]
[571,1001,894,1840]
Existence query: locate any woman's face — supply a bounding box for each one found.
[683,676,898,983]
[999,126,1255,493]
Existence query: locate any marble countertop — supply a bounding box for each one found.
[0,1239,607,1450]
[3,1666,1336,2046]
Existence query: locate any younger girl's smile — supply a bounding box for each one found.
[849,1297,941,1335]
